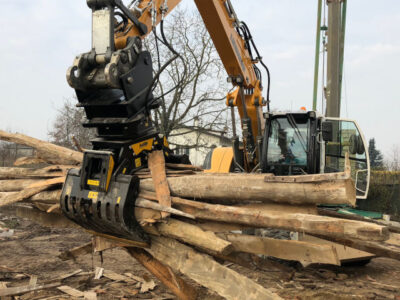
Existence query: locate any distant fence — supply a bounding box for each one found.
[0,142,35,167]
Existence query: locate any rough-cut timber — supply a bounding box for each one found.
[148,151,171,218]
[148,237,282,300]
[127,247,198,300]
[140,172,356,206]
[156,219,233,255]
[0,130,83,165]
[140,192,389,242]
[0,179,41,192]
[219,233,340,266]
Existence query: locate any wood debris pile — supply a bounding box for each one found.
[1,129,400,299]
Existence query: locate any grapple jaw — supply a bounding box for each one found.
[60,151,150,247]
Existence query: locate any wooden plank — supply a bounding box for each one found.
[219,233,340,266]
[140,171,356,206]
[156,219,233,255]
[0,282,61,297]
[0,130,83,165]
[127,247,198,300]
[0,177,65,207]
[147,237,282,300]
[148,151,172,218]
[58,285,85,298]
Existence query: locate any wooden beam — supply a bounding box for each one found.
[0,282,61,297]
[148,150,171,218]
[156,219,233,255]
[0,130,83,165]
[219,233,340,266]
[147,237,282,300]
[126,247,198,300]
[140,171,356,206]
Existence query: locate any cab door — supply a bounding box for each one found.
[323,118,370,199]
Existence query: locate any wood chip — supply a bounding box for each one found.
[94,267,104,280]
[140,279,156,293]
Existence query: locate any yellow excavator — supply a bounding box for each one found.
[61,0,370,244]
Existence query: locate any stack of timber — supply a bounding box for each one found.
[3,130,400,299]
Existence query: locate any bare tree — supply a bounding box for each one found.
[146,8,232,141]
[48,99,95,149]
[385,145,400,171]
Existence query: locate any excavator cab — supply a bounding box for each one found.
[261,111,370,199]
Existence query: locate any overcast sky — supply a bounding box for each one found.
[0,0,399,159]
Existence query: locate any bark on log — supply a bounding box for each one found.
[147,237,282,300]
[140,172,356,206]
[126,247,198,300]
[0,177,65,207]
[29,190,62,202]
[13,156,46,167]
[219,233,340,266]
[0,130,83,165]
[156,219,233,255]
[140,192,389,242]
[0,166,68,179]
[0,179,41,192]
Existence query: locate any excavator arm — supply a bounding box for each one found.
[61,0,270,243]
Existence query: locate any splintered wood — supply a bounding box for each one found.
[2,131,400,299]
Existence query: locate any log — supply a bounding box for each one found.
[0,130,83,165]
[0,177,65,207]
[140,192,389,242]
[156,219,233,255]
[147,237,282,300]
[13,156,46,167]
[0,166,67,179]
[165,163,203,171]
[318,207,400,234]
[148,151,171,218]
[136,198,195,219]
[140,172,356,206]
[219,233,340,266]
[16,205,80,229]
[29,190,62,202]
[0,179,41,192]
[126,247,198,300]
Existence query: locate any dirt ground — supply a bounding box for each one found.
[1,206,400,300]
